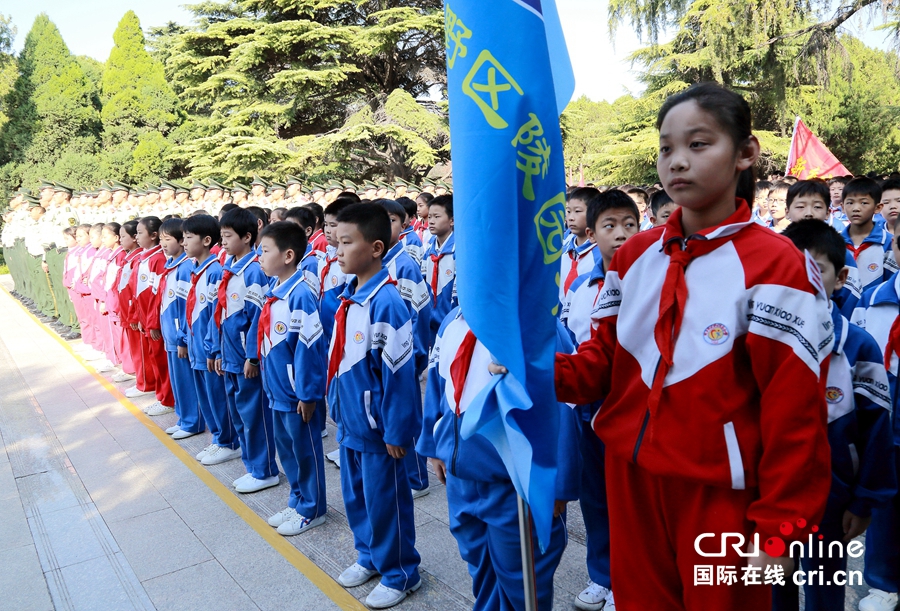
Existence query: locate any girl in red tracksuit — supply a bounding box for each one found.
[119,221,147,394]
[132,216,174,411]
[554,83,834,611]
[98,223,123,366]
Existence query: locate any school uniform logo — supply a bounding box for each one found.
[140,273,148,282]
[167,289,174,298]
[445,268,453,276]
[824,387,844,404]
[867,263,879,272]
[331,276,338,287]
[274,322,287,335]
[199,294,206,303]
[703,323,729,345]
[230,292,239,301]
[353,331,365,344]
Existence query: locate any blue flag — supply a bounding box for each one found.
[445,0,574,550]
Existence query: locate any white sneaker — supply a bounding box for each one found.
[268,507,298,528]
[234,474,279,493]
[146,402,174,416]
[124,386,154,398]
[93,359,116,373]
[860,589,899,611]
[411,488,429,499]
[165,425,181,435]
[201,446,242,466]
[72,343,92,353]
[277,513,325,536]
[195,444,217,461]
[575,581,612,611]
[112,371,135,383]
[365,581,422,609]
[81,348,106,361]
[326,449,340,464]
[321,429,328,438]
[337,562,379,588]
[605,592,615,611]
[172,428,200,440]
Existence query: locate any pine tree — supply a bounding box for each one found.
[0,13,101,190]
[100,10,180,182]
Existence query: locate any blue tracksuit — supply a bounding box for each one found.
[400,227,423,265]
[417,308,579,611]
[421,231,457,347]
[254,267,327,520]
[833,251,862,319]
[187,254,238,450]
[841,222,899,293]
[774,302,896,611]
[559,261,612,590]
[327,268,421,592]
[300,245,320,297]
[160,252,203,434]
[209,251,277,479]
[319,244,350,340]
[384,241,433,491]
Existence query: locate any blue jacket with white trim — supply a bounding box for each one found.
[417,307,581,501]
[318,244,350,341]
[252,267,327,411]
[421,232,458,342]
[159,253,192,352]
[384,241,432,376]
[400,227,423,265]
[208,251,267,373]
[327,268,419,453]
[841,222,899,293]
[833,250,861,319]
[187,254,222,370]
[827,302,897,517]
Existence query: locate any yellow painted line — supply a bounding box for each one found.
[0,285,366,611]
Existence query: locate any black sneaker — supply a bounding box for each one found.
[62,331,81,340]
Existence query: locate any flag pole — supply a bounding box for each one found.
[517,494,539,611]
[785,115,800,176]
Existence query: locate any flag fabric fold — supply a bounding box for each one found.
[786,116,850,179]
[444,0,574,550]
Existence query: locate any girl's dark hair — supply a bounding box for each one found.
[122,220,139,238]
[416,192,434,205]
[63,226,77,238]
[160,218,184,243]
[103,222,121,237]
[396,196,417,220]
[91,222,104,233]
[139,216,162,236]
[246,206,270,228]
[657,82,756,207]
[304,202,325,228]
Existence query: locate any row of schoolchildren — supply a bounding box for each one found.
[547,176,900,611]
[59,193,461,609]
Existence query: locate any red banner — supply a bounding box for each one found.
[786,117,850,180]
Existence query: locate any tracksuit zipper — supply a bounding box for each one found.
[633,356,663,464]
[451,414,461,476]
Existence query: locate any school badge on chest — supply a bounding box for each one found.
[353,331,365,344]
[867,263,879,272]
[824,387,844,404]
[140,274,148,283]
[274,322,287,335]
[703,323,729,345]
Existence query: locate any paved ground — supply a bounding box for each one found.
[0,274,875,611]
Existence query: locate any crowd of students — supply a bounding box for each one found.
[3,80,900,611]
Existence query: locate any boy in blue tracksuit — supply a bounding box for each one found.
[840,177,899,294]
[182,214,241,467]
[158,218,203,439]
[417,307,579,611]
[328,204,422,609]
[558,190,639,611]
[254,221,328,537]
[775,220,897,611]
[421,194,457,347]
[284,206,322,297]
[319,199,354,342]
[210,208,279,493]
[377,198,433,496]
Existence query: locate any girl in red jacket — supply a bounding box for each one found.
[552,83,835,610]
[119,221,148,397]
[132,216,174,413]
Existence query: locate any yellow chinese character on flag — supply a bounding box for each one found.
[462,50,523,130]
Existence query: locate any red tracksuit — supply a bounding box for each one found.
[120,247,146,389]
[555,204,834,611]
[133,245,174,407]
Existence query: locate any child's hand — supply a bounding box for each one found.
[214,358,223,376]
[747,541,794,575]
[386,444,407,460]
[297,400,316,422]
[488,362,508,375]
[431,458,447,484]
[842,510,872,542]
[244,359,258,378]
[137,322,144,332]
[554,500,568,518]
[41,261,48,273]
[150,329,161,341]
[206,358,216,373]
[130,322,139,331]
[177,346,188,359]
[99,302,106,314]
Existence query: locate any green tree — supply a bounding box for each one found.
[100,10,181,182]
[0,14,17,133]
[0,13,101,194]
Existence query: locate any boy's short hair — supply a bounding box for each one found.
[160,217,184,242]
[259,221,308,262]
[271,207,288,218]
[781,219,846,276]
[219,207,259,244]
[325,197,356,218]
[881,178,900,195]
[650,190,673,216]
[246,206,270,228]
[335,203,391,258]
[842,177,882,204]
[396,196,417,220]
[586,189,641,230]
[566,186,600,204]
[755,180,772,194]
[828,176,849,187]
[786,179,829,208]
[372,198,407,221]
[625,186,648,204]
[428,194,453,218]
[189,209,209,217]
[181,213,221,244]
[768,181,790,197]
[283,206,317,232]
[219,203,238,215]
[303,202,325,228]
